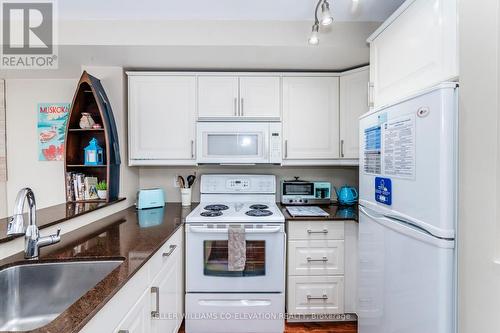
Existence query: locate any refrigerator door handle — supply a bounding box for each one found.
[383,213,453,240]
[359,205,385,221]
[359,205,455,248]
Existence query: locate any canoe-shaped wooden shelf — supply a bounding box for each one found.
[64,71,121,203]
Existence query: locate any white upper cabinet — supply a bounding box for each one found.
[282,77,340,161]
[198,75,281,120]
[198,76,239,118]
[368,0,458,109]
[128,75,197,165]
[239,76,281,119]
[340,68,369,159]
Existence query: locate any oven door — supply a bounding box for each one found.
[186,223,285,293]
[196,122,270,164]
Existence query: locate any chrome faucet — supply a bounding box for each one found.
[7,188,61,259]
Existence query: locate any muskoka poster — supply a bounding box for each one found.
[38,103,71,161]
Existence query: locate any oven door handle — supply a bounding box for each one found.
[189,225,282,234]
[198,299,272,307]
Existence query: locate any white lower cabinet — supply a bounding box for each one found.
[287,220,354,321]
[80,227,184,333]
[288,276,344,315]
[151,241,184,333]
[115,289,152,333]
[288,240,344,276]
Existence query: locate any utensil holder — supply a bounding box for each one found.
[181,188,192,206]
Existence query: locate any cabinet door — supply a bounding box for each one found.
[287,276,344,315]
[114,289,152,333]
[151,234,184,333]
[340,69,369,159]
[369,0,458,108]
[198,76,239,118]
[288,240,345,276]
[282,77,340,160]
[129,76,196,161]
[239,76,280,119]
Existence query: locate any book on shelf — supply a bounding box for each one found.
[66,172,101,201]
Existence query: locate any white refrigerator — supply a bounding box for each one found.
[358,83,457,333]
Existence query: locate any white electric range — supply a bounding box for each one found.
[185,174,285,333]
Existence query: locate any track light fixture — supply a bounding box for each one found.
[308,23,320,45]
[308,0,333,45]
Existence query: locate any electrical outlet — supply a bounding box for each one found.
[173,175,179,188]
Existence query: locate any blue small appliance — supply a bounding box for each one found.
[335,185,358,206]
[136,188,166,210]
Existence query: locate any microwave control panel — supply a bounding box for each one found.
[269,123,282,164]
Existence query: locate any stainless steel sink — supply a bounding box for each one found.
[0,260,123,331]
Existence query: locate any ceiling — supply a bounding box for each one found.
[59,0,405,22]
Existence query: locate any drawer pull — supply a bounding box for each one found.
[162,244,177,257]
[307,228,328,234]
[307,256,328,262]
[151,286,160,318]
[118,331,129,333]
[307,294,328,301]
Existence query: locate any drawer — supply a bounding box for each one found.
[288,240,344,276]
[287,276,344,315]
[288,221,344,240]
[148,226,184,281]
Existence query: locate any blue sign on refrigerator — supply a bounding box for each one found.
[375,177,392,205]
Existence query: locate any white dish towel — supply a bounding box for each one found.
[228,225,246,271]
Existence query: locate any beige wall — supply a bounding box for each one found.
[4,79,76,215]
[458,1,500,332]
[139,166,358,203]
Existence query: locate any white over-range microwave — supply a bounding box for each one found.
[196,122,282,164]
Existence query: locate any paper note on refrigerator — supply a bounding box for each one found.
[383,116,415,179]
[363,125,382,175]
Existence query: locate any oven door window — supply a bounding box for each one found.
[204,240,265,277]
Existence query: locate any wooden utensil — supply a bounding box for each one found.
[177,175,186,188]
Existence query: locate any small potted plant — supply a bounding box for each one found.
[96,181,107,200]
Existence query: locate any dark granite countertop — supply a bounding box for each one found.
[0,203,197,333]
[279,203,358,222]
[0,198,126,244]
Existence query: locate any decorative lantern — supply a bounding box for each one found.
[84,138,104,165]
